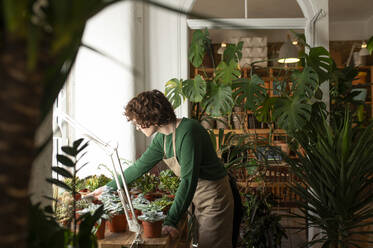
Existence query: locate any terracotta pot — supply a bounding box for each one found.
[95,220,106,240]
[108,214,127,233]
[74,193,81,201]
[142,220,163,238]
[144,193,154,201]
[129,209,142,224]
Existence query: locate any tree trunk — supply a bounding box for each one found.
[0,38,43,247]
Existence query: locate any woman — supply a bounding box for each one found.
[93,89,234,248]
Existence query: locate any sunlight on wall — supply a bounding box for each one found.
[72,2,138,179]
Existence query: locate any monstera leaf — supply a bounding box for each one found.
[291,66,319,98]
[305,46,333,84]
[188,29,210,68]
[165,78,184,109]
[215,60,241,85]
[202,81,234,117]
[182,75,207,102]
[273,96,312,134]
[255,96,275,123]
[223,42,243,63]
[232,74,267,111]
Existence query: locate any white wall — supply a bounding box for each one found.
[143,0,190,146]
[331,20,368,41]
[71,2,141,178]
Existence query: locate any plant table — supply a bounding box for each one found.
[98,215,189,248]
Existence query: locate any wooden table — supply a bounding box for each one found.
[98,230,171,248]
[98,216,189,248]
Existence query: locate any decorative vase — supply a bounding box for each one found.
[108,214,127,233]
[216,116,228,129]
[200,116,215,129]
[95,220,106,240]
[142,220,163,238]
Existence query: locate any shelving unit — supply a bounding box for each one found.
[355,65,373,119]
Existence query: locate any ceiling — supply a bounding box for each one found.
[191,0,373,22]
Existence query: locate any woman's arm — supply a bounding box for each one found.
[106,134,164,190]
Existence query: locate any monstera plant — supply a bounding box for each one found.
[165,29,242,119]
[165,29,334,137]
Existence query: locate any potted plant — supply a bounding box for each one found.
[100,190,128,233]
[138,210,167,238]
[135,173,159,201]
[77,203,109,240]
[149,196,173,214]
[158,169,180,197]
[42,138,105,247]
[240,190,287,248]
[84,174,111,192]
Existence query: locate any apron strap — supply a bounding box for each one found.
[163,122,177,158]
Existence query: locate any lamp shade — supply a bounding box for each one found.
[278,41,299,63]
[359,47,370,56]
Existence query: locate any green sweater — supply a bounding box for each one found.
[107,118,226,227]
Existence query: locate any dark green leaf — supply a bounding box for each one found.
[56,154,75,167]
[46,178,72,192]
[61,146,77,156]
[273,96,312,134]
[77,141,89,154]
[73,138,84,149]
[291,66,319,98]
[232,74,267,111]
[165,78,184,109]
[223,42,243,63]
[182,75,207,102]
[202,82,234,117]
[306,46,333,84]
[52,166,73,178]
[188,29,210,67]
[215,60,241,85]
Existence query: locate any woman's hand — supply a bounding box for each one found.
[82,186,105,200]
[162,225,179,239]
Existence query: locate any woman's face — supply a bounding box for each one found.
[133,121,158,137]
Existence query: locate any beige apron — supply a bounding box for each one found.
[162,125,234,248]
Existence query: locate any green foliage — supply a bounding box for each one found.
[202,81,234,117]
[285,111,373,247]
[165,29,243,117]
[31,138,105,247]
[232,75,267,111]
[241,191,287,248]
[133,173,158,194]
[215,60,241,85]
[138,210,166,223]
[273,96,312,135]
[64,177,86,192]
[223,42,243,63]
[28,203,68,248]
[99,191,124,217]
[158,169,180,195]
[304,46,333,84]
[188,29,210,67]
[182,75,207,102]
[291,66,319,98]
[165,78,184,109]
[85,175,111,192]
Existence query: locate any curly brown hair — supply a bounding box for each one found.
[124,90,176,128]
